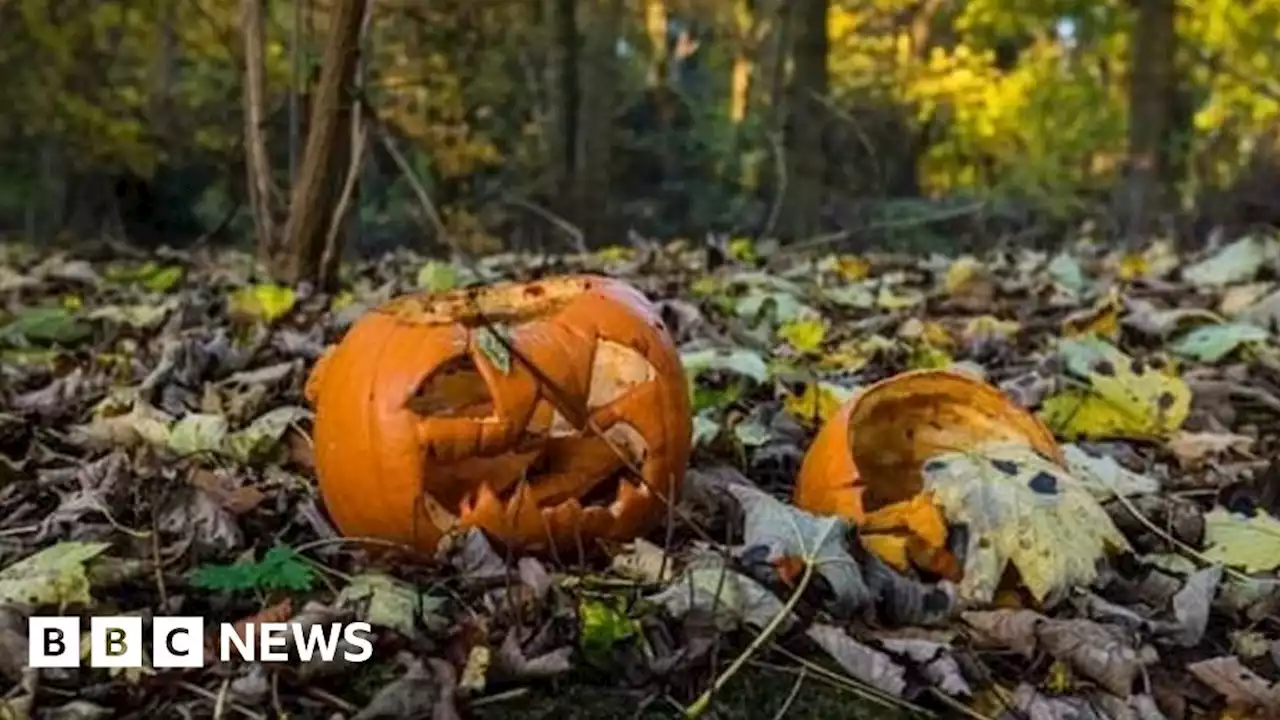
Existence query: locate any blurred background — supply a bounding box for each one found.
[1,0,1277,263]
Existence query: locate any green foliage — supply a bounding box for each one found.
[190,546,316,594]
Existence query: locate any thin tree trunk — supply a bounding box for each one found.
[1122,0,1176,241]
[542,0,576,212]
[571,0,623,245]
[276,0,369,288]
[242,0,276,263]
[777,0,828,241]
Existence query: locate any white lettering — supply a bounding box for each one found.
[342,623,374,662]
[259,623,290,661]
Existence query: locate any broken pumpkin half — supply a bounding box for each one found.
[305,274,692,557]
[792,368,1065,580]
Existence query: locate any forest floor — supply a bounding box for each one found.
[3,234,1280,719]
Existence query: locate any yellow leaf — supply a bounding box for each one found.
[876,285,925,310]
[728,237,757,263]
[908,343,952,370]
[783,382,855,425]
[943,255,983,294]
[963,315,1021,343]
[819,336,895,372]
[594,245,635,263]
[228,284,296,324]
[1040,351,1190,441]
[1116,252,1147,281]
[1201,507,1280,573]
[1062,288,1121,340]
[922,442,1131,603]
[836,255,871,281]
[778,317,827,354]
[330,291,355,312]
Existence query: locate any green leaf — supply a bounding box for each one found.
[1182,236,1277,287]
[191,546,315,594]
[681,348,770,384]
[0,306,92,346]
[140,264,185,293]
[1047,252,1088,295]
[415,261,459,292]
[777,317,827,353]
[0,541,112,608]
[224,406,313,463]
[474,325,512,374]
[167,413,229,456]
[1201,507,1280,573]
[227,284,297,324]
[1168,322,1270,363]
[578,597,639,660]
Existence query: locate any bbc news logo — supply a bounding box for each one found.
[29,616,375,668]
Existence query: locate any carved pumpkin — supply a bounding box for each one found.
[792,369,1064,578]
[304,275,692,557]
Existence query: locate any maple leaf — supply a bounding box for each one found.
[921,441,1131,604]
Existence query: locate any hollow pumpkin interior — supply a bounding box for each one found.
[404,323,659,517]
[846,372,1062,513]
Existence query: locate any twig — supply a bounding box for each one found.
[306,686,357,713]
[176,679,262,720]
[470,687,530,708]
[505,196,587,254]
[318,114,369,275]
[685,560,815,718]
[1111,490,1280,585]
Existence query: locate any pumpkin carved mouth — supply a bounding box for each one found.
[306,274,692,556]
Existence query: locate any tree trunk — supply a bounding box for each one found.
[1122,0,1176,241]
[274,0,369,289]
[541,0,577,219]
[571,0,623,245]
[777,0,828,241]
[242,0,276,266]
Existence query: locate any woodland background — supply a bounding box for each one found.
[2,0,1279,269]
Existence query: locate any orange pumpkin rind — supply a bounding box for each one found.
[306,275,692,558]
[793,368,1064,579]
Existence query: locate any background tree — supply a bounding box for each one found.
[3,0,1280,267]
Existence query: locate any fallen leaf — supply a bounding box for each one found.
[922,442,1131,603]
[962,609,1044,657]
[1166,430,1254,469]
[1183,235,1277,288]
[806,624,907,697]
[880,637,971,697]
[1187,656,1280,714]
[1041,338,1191,440]
[1165,565,1222,647]
[649,548,792,632]
[610,538,675,583]
[1036,618,1145,697]
[336,573,447,637]
[227,283,296,324]
[0,542,111,608]
[680,348,771,384]
[1201,507,1280,573]
[1062,444,1161,499]
[724,483,870,614]
[1168,322,1270,363]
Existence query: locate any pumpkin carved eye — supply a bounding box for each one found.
[306,275,692,558]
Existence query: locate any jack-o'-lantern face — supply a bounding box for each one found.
[305,275,692,557]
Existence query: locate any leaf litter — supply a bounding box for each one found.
[5,238,1280,717]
